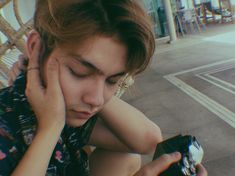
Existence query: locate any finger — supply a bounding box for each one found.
[8,79,13,86]
[147,152,181,175]
[27,38,40,69]
[8,65,16,86]
[18,54,28,71]
[8,71,15,86]
[8,63,19,85]
[196,164,208,176]
[27,37,41,88]
[18,54,26,62]
[8,55,27,86]
[45,58,62,94]
[13,63,21,77]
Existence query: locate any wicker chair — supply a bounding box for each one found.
[0,0,33,88]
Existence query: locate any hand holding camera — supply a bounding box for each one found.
[153,135,204,176]
[134,135,207,176]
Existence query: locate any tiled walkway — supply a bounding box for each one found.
[123,23,235,176]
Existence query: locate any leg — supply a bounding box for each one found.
[89,148,141,176]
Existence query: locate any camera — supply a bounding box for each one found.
[153,135,204,176]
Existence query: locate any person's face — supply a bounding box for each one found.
[44,36,127,127]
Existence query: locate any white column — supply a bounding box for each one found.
[163,0,177,42]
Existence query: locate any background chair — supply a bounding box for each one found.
[176,8,202,35]
[183,8,201,33]
[219,0,233,23]
[0,0,33,88]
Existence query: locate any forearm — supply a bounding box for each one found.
[99,96,162,154]
[89,118,131,152]
[11,124,63,176]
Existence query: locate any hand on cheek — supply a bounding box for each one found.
[26,37,66,133]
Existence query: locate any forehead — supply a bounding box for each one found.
[57,36,127,76]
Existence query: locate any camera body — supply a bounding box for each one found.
[153,135,204,176]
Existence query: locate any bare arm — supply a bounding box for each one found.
[89,96,162,154]
[12,126,63,176]
[12,32,65,175]
[89,118,131,152]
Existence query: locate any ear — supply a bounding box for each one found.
[26,30,43,60]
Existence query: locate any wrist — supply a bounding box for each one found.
[36,122,64,137]
[98,96,114,117]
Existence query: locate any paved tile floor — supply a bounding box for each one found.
[123,23,235,176]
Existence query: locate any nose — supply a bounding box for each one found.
[82,80,105,110]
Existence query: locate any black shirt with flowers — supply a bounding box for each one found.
[0,74,97,176]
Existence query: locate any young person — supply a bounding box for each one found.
[0,0,207,175]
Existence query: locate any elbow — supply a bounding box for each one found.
[151,124,163,143]
[144,125,163,154]
[134,124,163,155]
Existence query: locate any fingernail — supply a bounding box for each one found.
[50,58,58,64]
[171,152,181,158]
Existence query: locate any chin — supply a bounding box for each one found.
[65,117,88,127]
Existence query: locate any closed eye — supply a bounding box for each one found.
[68,67,89,78]
[106,79,118,85]
[106,76,123,86]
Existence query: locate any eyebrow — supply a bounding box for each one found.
[69,53,127,78]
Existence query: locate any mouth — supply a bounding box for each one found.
[69,110,93,120]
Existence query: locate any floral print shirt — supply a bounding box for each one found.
[0,74,97,176]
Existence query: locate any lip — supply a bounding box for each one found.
[70,110,92,120]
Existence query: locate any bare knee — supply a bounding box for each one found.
[89,148,141,176]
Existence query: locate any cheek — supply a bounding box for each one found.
[58,64,119,107]
[59,66,83,106]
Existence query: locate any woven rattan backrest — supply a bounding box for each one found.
[0,0,33,88]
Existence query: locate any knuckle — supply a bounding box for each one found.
[13,62,18,68]
[9,72,15,79]
[13,65,19,72]
[140,166,153,176]
[19,55,24,61]
[47,62,57,71]
[19,54,24,58]
[17,60,23,67]
[25,88,32,97]
[161,154,171,163]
